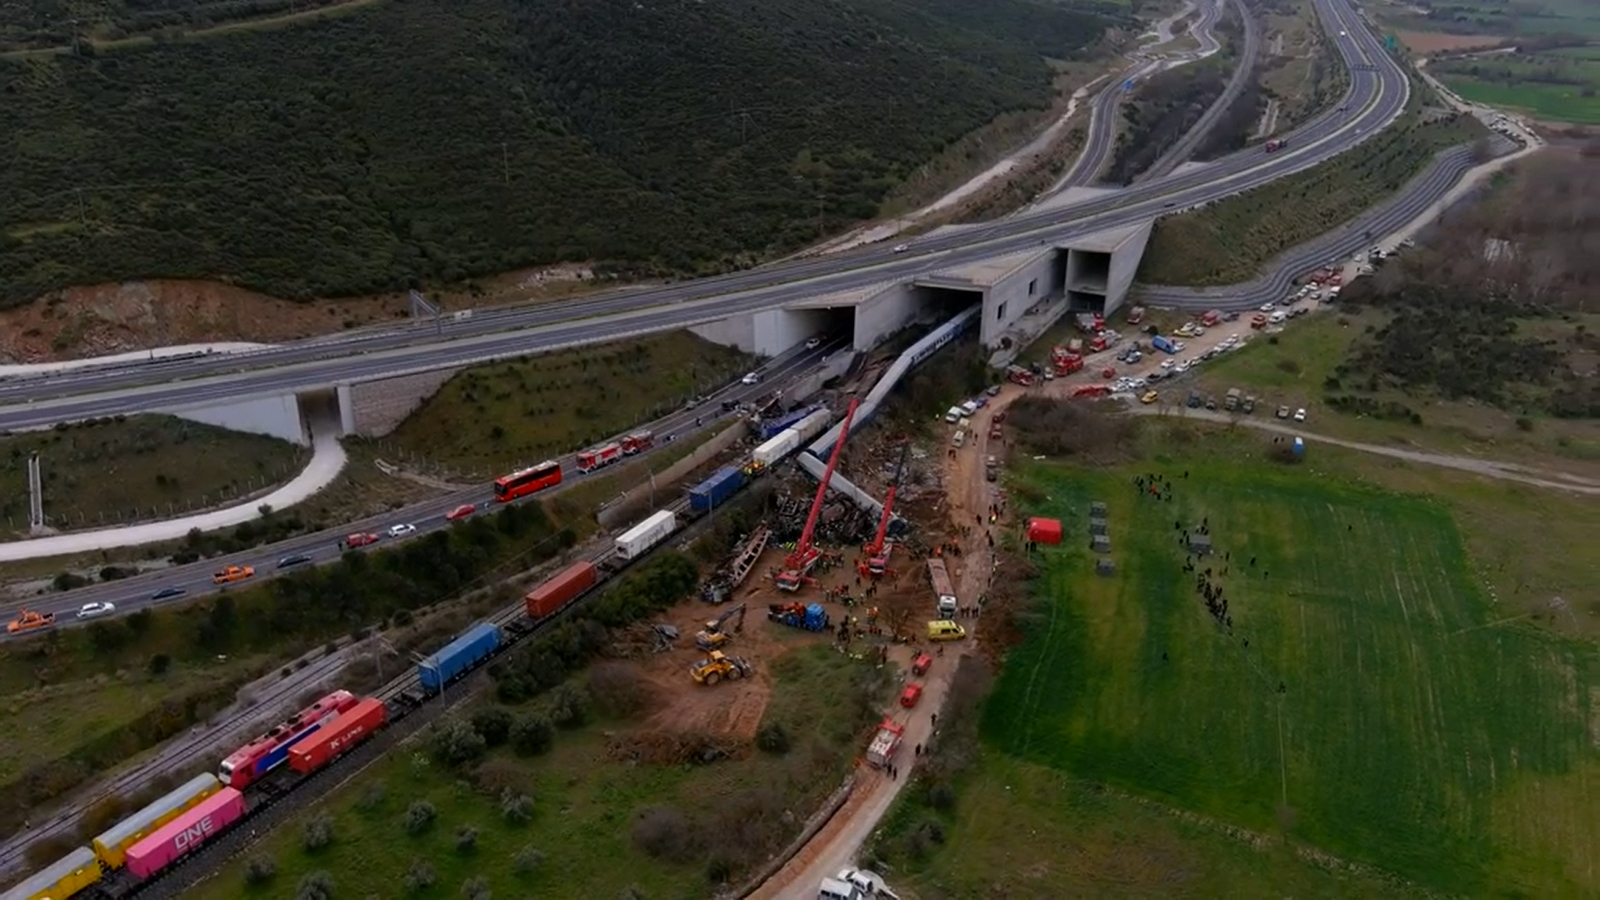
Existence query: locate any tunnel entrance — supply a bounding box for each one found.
[1065,248,1112,313]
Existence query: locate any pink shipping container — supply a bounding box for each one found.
[125,787,246,879]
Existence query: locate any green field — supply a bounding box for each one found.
[387,331,752,477]
[1386,0,1600,37]
[1445,76,1600,124]
[964,461,1599,893]
[191,645,878,899]
[1433,50,1600,123]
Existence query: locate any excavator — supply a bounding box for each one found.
[690,650,753,686]
[775,398,859,592]
[694,603,747,652]
[859,441,910,579]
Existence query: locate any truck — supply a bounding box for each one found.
[1151,335,1178,355]
[688,466,745,513]
[752,430,800,466]
[927,558,958,618]
[418,622,502,693]
[620,431,655,455]
[615,509,677,560]
[288,697,387,775]
[1125,305,1145,325]
[1224,387,1242,411]
[124,787,247,880]
[524,560,597,619]
[866,718,905,768]
[211,565,254,585]
[1005,365,1035,387]
[1075,313,1104,334]
[576,442,622,473]
[1266,137,1286,152]
[6,609,55,634]
[1066,338,1084,355]
[1089,333,1111,353]
[1201,309,1222,327]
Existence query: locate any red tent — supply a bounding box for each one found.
[1026,517,1062,545]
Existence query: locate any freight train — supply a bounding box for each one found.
[6,307,977,900]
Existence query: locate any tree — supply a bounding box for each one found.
[471,707,514,747]
[296,871,334,900]
[303,812,335,851]
[430,718,487,767]
[511,714,554,756]
[403,800,437,835]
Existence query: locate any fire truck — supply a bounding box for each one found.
[620,431,654,455]
[576,442,622,473]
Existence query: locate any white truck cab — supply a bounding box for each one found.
[819,877,865,900]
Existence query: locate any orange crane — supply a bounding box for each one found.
[776,398,859,592]
[860,441,910,579]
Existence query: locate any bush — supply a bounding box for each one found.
[587,662,649,718]
[455,824,480,854]
[404,859,437,892]
[472,707,514,747]
[631,807,696,862]
[461,875,492,900]
[430,718,488,767]
[511,714,554,756]
[544,683,590,729]
[148,654,171,676]
[302,811,335,851]
[355,781,386,812]
[245,855,277,884]
[403,800,438,835]
[512,845,545,875]
[296,871,335,900]
[500,791,535,826]
[755,721,790,755]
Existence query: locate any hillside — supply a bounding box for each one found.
[0,0,1123,307]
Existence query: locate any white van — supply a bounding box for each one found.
[950,429,966,449]
[944,406,963,424]
[1268,310,1287,324]
[819,877,865,900]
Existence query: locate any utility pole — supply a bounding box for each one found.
[27,453,44,532]
[502,142,511,187]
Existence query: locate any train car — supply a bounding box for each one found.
[525,561,597,619]
[219,689,360,789]
[125,788,247,880]
[0,847,100,900]
[288,697,388,775]
[93,772,222,870]
[418,622,502,693]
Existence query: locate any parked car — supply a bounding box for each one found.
[77,601,116,620]
[1276,405,1291,419]
[1293,408,1308,422]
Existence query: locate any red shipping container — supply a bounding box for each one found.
[1026,517,1063,545]
[125,787,246,879]
[525,561,597,619]
[288,698,388,775]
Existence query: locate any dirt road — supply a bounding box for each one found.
[748,391,1014,899]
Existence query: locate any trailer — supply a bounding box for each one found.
[615,509,677,560]
[866,719,905,768]
[524,560,597,619]
[288,698,387,774]
[125,788,247,880]
[418,622,502,693]
[688,466,746,513]
[752,429,802,466]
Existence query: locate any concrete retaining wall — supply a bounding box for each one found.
[342,367,461,437]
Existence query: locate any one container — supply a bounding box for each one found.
[525,561,597,619]
[614,510,677,560]
[1,847,100,900]
[756,407,813,440]
[751,430,801,466]
[1026,517,1063,545]
[288,697,388,774]
[790,409,833,444]
[125,788,246,880]
[93,772,222,870]
[417,622,502,693]
[688,467,745,513]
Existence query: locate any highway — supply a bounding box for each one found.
[0,339,843,630]
[0,0,1406,430]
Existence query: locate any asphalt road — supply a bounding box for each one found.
[0,0,1406,429]
[1139,0,1262,182]
[0,339,842,630]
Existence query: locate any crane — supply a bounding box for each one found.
[860,440,910,579]
[776,398,859,592]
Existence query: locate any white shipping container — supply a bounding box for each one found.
[790,409,833,444]
[752,430,801,466]
[614,510,678,559]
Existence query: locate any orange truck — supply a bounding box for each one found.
[212,565,255,586]
[7,609,55,634]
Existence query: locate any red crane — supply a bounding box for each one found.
[860,440,910,579]
[776,398,859,592]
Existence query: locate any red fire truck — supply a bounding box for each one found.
[576,442,623,473]
[620,431,655,455]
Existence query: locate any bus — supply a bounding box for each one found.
[493,461,563,502]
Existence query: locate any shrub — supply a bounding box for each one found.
[148,654,171,676]
[296,871,335,900]
[403,800,437,835]
[631,807,696,862]
[511,714,554,756]
[461,875,492,900]
[472,707,514,747]
[302,811,335,851]
[430,717,487,767]
[245,855,277,884]
[355,781,386,812]
[512,845,545,875]
[755,722,790,755]
[404,860,437,892]
[544,682,590,729]
[455,825,480,854]
[587,662,648,718]
[500,791,535,826]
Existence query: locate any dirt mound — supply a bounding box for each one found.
[606,728,748,765]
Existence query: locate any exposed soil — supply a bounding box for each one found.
[1394,30,1505,54]
[0,264,611,364]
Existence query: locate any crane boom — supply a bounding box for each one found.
[864,441,910,575]
[777,398,859,590]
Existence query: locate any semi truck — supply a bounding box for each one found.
[615,509,677,560]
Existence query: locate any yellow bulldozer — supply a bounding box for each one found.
[690,651,753,686]
[694,603,746,652]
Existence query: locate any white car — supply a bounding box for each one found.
[1259,302,1275,312]
[892,243,909,253]
[1175,362,1191,374]
[387,523,417,538]
[1293,408,1307,422]
[77,601,116,620]
[1160,359,1175,370]
[805,337,822,350]
[741,372,761,385]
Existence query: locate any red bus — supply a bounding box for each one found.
[493,461,562,502]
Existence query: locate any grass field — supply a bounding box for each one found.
[0,415,302,538]
[1440,71,1600,124]
[1138,102,1487,285]
[974,459,1598,893]
[389,331,752,477]
[191,645,873,899]
[1377,0,1600,37]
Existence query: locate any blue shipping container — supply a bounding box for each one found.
[757,407,813,440]
[1152,335,1178,354]
[689,466,746,512]
[418,622,502,692]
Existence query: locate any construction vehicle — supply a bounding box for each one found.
[7,609,56,634]
[768,602,830,632]
[776,398,859,592]
[859,442,910,579]
[695,603,747,651]
[212,565,254,585]
[690,651,753,686]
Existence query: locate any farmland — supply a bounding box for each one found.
[386,331,752,477]
[1432,51,1600,124]
[874,437,1600,895]
[1376,0,1600,38]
